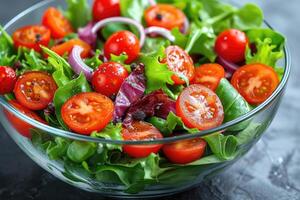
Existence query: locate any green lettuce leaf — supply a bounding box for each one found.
[120,0,149,23]
[148,112,198,136]
[53,73,92,129]
[67,141,97,163]
[64,0,91,30]
[84,49,103,70]
[0,26,17,66]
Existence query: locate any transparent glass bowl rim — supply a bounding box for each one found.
[0,0,291,145]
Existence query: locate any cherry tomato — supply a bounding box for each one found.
[13,72,58,110]
[163,138,207,164]
[51,39,91,58]
[92,62,128,97]
[42,7,73,39]
[104,30,140,64]
[12,25,51,52]
[61,92,114,135]
[215,29,249,63]
[165,45,195,85]
[144,4,185,30]
[0,66,17,95]
[122,121,163,158]
[231,63,279,105]
[4,100,46,138]
[191,63,225,91]
[176,84,224,130]
[92,0,120,21]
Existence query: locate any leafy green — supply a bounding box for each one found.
[53,73,92,129]
[0,26,17,66]
[120,0,149,23]
[101,23,129,40]
[216,78,252,131]
[91,123,123,150]
[142,37,171,54]
[148,112,198,136]
[67,141,97,163]
[232,4,263,30]
[140,47,174,94]
[64,0,91,30]
[204,133,238,160]
[110,53,131,72]
[84,49,103,70]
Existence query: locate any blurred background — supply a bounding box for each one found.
[0,0,299,199]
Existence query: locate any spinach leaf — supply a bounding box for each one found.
[64,0,91,30]
[140,47,174,95]
[91,123,123,150]
[53,73,92,129]
[67,141,97,163]
[0,26,17,66]
[148,112,198,136]
[203,133,238,160]
[216,78,252,131]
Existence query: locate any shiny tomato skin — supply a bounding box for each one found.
[176,84,224,130]
[104,31,140,64]
[191,63,225,91]
[12,25,51,52]
[92,62,129,97]
[51,39,91,58]
[61,92,114,135]
[92,0,120,21]
[163,138,207,164]
[4,100,46,138]
[215,29,249,63]
[122,121,163,158]
[0,66,17,95]
[231,63,279,105]
[144,4,185,30]
[13,71,58,110]
[165,45,195,85]
[42,7,73,39]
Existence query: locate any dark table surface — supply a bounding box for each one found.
[1,0,300,199]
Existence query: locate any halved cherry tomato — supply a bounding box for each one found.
[176,84,224,130]
[4,100,46,138]
[0,66,17,95]
[61,92,114,135]
[51,39,91,58]
[191,63,225,91]
[42,7,73,39]
[13,72,57,110]
[122,121,163,158]
[215,29,249,63]
[231,63,279,105]
[12,25,51,52]
[92,62,129,97]
[144,4,185,30]
[163,138,207,164]
[104,30,140,64]
[92,0,120,21]
[165,45,195,85]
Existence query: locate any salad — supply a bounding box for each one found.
[0,0,285,194]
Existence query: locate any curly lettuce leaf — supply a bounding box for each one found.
[64,0,91,30]
[84,49,103,70]
[53,73,92,129]
[140,47,174,94]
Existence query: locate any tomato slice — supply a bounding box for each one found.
[165,45,195,85]
[51,39,91,58]
[42,7,73,39]
[12,25,51,52]
[191,63,225,91]
[163,138,206,164]
[13,72,57,110]
[61,92,114,135]
[122,121,163,158]
[176,84,224,130]
[231,63,280,105]
[144,4,185,30]
[4,100,46,138]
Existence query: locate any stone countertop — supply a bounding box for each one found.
[1,0,300,199]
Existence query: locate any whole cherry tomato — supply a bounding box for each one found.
[0,66,17,95]
[93,0,120,21]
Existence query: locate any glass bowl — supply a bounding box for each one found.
[0,0,291,198]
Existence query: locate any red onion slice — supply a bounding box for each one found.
[92,17,146,47]
[68,45,94,81]
[182,17,190,34]
[78,22,96,47]
[148,0,156,6]
[145,26,175,42]
[217,56,240,78]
